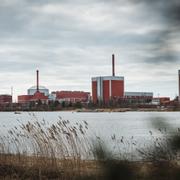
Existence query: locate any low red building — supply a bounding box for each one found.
[0,95,12,104]
[31,91,48,102]
[152,97,170,105]
[18,92,48,104]
[18,95,33,104]
[52,91,90,103]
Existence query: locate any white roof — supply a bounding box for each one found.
[92,76,124,81]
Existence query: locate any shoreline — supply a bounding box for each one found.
[0,107,179,113]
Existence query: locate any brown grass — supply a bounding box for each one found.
[1,115,180,179]
[0,153,100,179]
[1,153,180,180]
[0,114,99,179]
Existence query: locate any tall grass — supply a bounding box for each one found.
[1,115,180,179]
[0,114,96,179]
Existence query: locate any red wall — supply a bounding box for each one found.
[55,91,90,103]
[18,95,33,103]
[92,79,124,104]
[111,80,124,98]
[18,92,48,103]
[0,95,12,104]
[31,91,48,101]
[103,80,110,103]
[56,91,89,99]
[92,81,97,103]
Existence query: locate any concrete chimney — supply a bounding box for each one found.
[112,54,115,76]
[36,70,39,92]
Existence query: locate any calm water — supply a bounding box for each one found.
[1,111,180,159]
[1,111,180,136]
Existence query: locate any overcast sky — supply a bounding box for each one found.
[0,0,180,101]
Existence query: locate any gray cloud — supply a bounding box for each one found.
[0,0,179,100]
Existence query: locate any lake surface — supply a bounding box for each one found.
[1,111,180,135]
[1,111,180,159]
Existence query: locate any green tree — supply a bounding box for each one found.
[74,102,82,109]
[61,101,66,108]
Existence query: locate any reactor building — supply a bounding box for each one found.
[92,54,124,103]
[18,70,48,104]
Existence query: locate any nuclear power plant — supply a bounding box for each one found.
[92,54,124,103]
[92,54,153,104]
[18,70,49,104]
[17,70,90,105]
[1,54,180,110]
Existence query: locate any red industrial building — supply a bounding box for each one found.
[92,54,124,104]
[18,70,48,104]
[0,95,12,104]
[52,91,90,103]
[18,93,48,104]
[152,97,170,105]
[18,95,33,103]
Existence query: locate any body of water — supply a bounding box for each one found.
[1,111,180,136]
[0,111,180,159]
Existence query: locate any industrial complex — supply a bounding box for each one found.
[18,70,49,104]
[17,70,90,106]
[92,55,124,103]
[0,54,180,110]
[92,54,154,105]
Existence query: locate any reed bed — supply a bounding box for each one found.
[1,115,180,179]
[0,114,99,179]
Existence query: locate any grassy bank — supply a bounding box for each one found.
[1,115,180,179]
[1,153,180,179]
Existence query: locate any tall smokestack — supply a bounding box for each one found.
[179,70,180,102]
[36,70,39,92]
[112,54,115,76]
